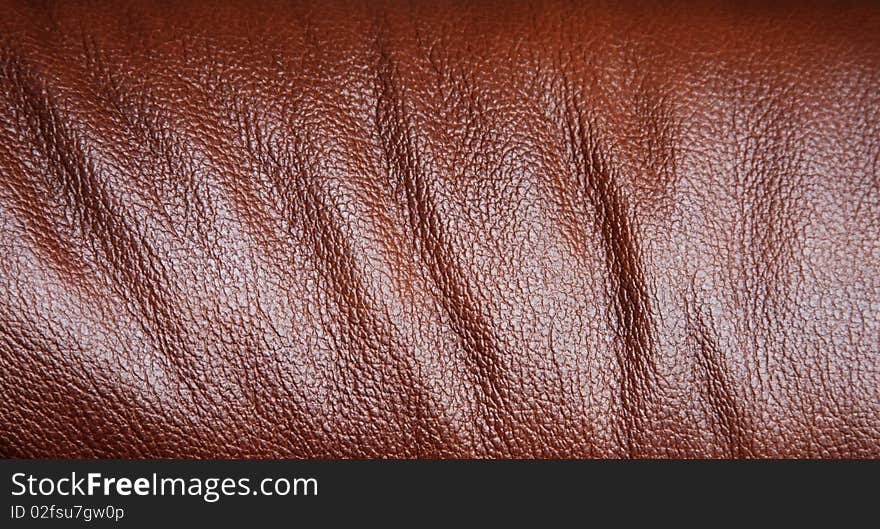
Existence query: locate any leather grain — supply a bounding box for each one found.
[0,0,878,458]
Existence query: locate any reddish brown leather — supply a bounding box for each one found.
[1,1,878,458]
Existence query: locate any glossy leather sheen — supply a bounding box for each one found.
[0,1,878,459]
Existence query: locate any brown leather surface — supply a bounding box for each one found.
[0,1,878,458]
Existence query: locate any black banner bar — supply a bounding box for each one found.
[2,460,875,526]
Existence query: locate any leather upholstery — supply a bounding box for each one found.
[1,1,878,458]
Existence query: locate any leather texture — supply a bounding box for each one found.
[1,1,878,458]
